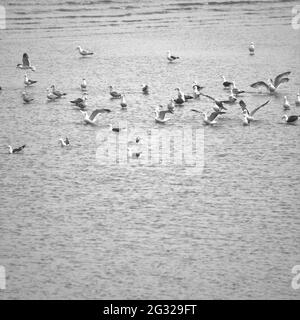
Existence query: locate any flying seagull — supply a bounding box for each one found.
[81,109,111,125]
[200,93,229,111]
[250,71,291,93]
[76,46,94,56]
[8,144,26,154]
[155,106,174,123]
[17,53,36,71]
[167,50,179,62]
[239,99,270,122]
[24,73,37,86]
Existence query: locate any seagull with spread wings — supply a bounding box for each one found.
[80,109,111,125]
[239,99,270,122]
[250,71,291,93]
[200,93,229,112]
[17,53,36,71]
[155,106,174,123]
[191,109,226,125]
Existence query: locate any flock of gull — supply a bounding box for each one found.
[2,43,300,154]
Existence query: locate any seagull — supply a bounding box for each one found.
[295,93,300,106]
[282,115,299,124]
[46,88,58,101]
[59,137,70,147]
[70,92,88,105]
[200,93,228,111]
[155,106,174,123]
[142,84,149,94]
[249,42,255,55]
[120,94,127,109]
[228,88,237,103]
[51,85,67,98]
[80,78,87,91]
[221,76,233,89]
[192,110,225,125]
[73,95,88,110]
[167,99,175,111]
[175,88,193,101]
[17,53,36,71]
[231,81,245,95]
[22,91,34,103]
[243,114,250,126]
[109,85,122,99]
[24,74,37,86]
[192,81,204,91]
[250,71,291,93]
[167,50,179,62]
[127,148,142,159]
[76,46,94,56]
[283,96,290,110]
[193,86,201,99]
[239,99,270,121]
[81,109,111,125]
[8,144,26,154]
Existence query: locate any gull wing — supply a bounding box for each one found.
[158,110,169,120]
[274,71,291,88]
[200,93,216,102]
[208,111,222,122]
[250,100,270,116]
[23,53,30,66]
[89,108,111,121]
[239,100,249,114]
[276,77,289,88]
[250,81,269,90]
[191,109,202,113]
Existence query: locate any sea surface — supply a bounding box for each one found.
[0,0,300,299]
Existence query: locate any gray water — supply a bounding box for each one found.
[0,0,300,299]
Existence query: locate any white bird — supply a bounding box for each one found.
[80,109,111,125]
[155,107,174,123]
[249,42,255,55]
[109,85,122,99]
[127,148,142,159]
[22,91,34,103]
[282,115,299,124]
[167,50,179,62]
[59,137,70,147]
[283,96,290,110]
[231,81,245,95]
[193,85,201,99]
[46,88,58,101]
[24,73,37,86]
[239,99,270,122]
[51,85,67,98]
[191,109,225,125]
[295,93,300,106]
[120,95,127,109]
[228,88,237,103]
[76,46,94,56]
[80,78,87,91]
[167,99,175,111]
[8,144,26,154]
[250,71,291,93]
[243,114,250,126]
[70,92,88,105]
[17,53,36,71]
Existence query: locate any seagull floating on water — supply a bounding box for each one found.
[295,93,300,107]
[59,137,70,147]
[17,53,36,71]
[80,78,87,91]
[76,46,94,56]
[70,92,88,105]
[221,76,233,89]
[282,115,299,124]
[22,91,34,103]
[120,95,127,109]
[47,88,58,101]
[51,85,67,98]
[283,96,290,110]
[155,106,174,123]
[8,144,26,154]
[250,71,291,93]
[24,73,37,86]
[81,109,111,125]
[192,81,204,91]
[142,84,149,94]
[167,50,179,62]
[109,85,122,99]
[231,81,245,95]
[239,99,270,122]
[249,42,255,55]
[74,95,88,110]
[167,99,175,111]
